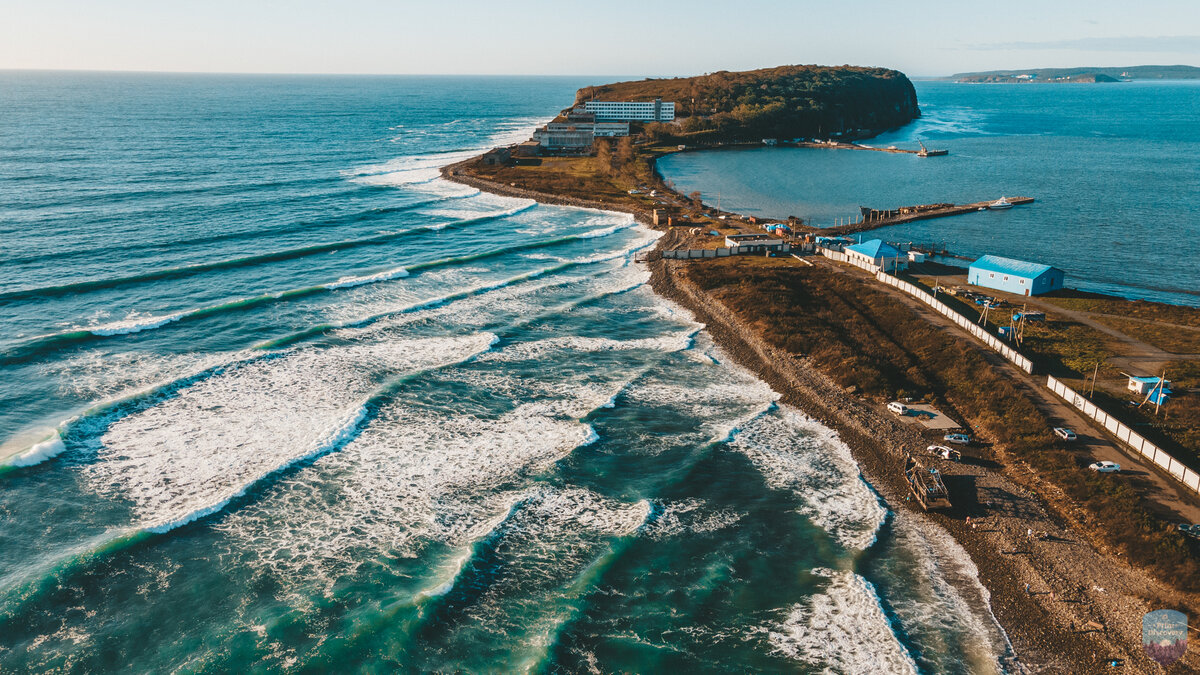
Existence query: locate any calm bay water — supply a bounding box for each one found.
[658,80,1200,306]
[0,72,1009,672]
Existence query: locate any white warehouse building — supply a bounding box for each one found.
[583,98,675,122]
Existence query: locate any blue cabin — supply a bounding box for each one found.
[844,239,907,272]
[968,255,1064,296]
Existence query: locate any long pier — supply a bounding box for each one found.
[823,196,1034,236]
[791,141,944,156]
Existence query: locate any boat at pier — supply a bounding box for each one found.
[988,197,1014,210]
[916,140,949,157]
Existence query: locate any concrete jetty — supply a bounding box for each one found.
[824,196,1035,236]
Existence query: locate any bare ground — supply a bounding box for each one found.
[443,164,1200,674]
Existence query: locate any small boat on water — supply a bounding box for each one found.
[916,140,949,157]
[988,197,1014,210]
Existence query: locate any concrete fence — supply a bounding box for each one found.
[662,247,736,259]
[819,247,1200,497]
[663,243,793,260]
[874,272,1036,374]
[1046,375,1200,496]
[819,247,879,274]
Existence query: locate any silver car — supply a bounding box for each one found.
[1088,461,1120,473]
[1053,427,1077,441]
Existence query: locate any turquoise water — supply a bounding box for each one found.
[658,80,1200,306]
[0,73,1010,672]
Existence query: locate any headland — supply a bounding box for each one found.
[443,64,1200,673]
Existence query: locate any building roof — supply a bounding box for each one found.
[1129,376,1168,384]
[969,254,1060,279]
[845,238,903,260]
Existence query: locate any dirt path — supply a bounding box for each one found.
[442,164,1200,673]
[1021,297,1200,375]
[905,268,1199,374]
[819,258,1200,524]
[649,257,1200,673]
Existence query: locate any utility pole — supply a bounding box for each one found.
[1089,362,1099,398]
[1155,370,1166,415]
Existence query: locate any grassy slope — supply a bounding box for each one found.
[1040,292,1200,328]
[576,65,919,142]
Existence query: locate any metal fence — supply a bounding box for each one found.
[1046,375,1200,496]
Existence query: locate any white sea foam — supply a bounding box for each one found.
[769,567,920,675]
[622,375,777,424]
[420,200,538,225]
[210,402,607,589]
[323,265,410,290]
[88,310,188,336]
[478,333,696,363]
[82,333,498,533]
[728,405,887,551]
[4,431,67,468]
[347,113,545,189]
[642,498,744,539]
[576,217,638,239]
[876,512,1012,674]
[423,486,651,670]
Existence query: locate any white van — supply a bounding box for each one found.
[887,402,909,415]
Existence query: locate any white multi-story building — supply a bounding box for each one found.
[545,121,630,137]
[582,98,675,122]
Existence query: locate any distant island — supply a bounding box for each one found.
[577,65,919,144]
[947,64,1200,83]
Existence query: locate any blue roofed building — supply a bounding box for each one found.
[967,255,1064,296]
[844,238,907,272]
[1128,375,1172,397]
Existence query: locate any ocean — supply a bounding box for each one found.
[657,80,1200,306]
[0,72,1010,672]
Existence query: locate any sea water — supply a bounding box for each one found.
[658,80,1200,306]
[0,72,1010,672]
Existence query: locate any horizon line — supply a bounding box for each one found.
[0,65,956,79]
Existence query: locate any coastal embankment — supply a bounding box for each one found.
[443,158,1200,673]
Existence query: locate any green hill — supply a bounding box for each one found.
[575,65,919,143]
[948,65,1200,83]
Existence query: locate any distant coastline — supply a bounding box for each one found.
[945,64,1200,83]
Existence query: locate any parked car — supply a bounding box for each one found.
[943,433,970,445]
[927,445,961,461]
[1053,427,1077,441]
[1177,524,1200,540]
[1088,460,1121,473]
[887,402,909,415]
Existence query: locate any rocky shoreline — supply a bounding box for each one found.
[442,162,1196,673]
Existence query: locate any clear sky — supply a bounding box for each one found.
[2,0,1198,77]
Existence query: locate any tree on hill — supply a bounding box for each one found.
[593,138,613,175]
[577,65,919,144]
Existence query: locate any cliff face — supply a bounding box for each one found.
[576,65,920,142]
